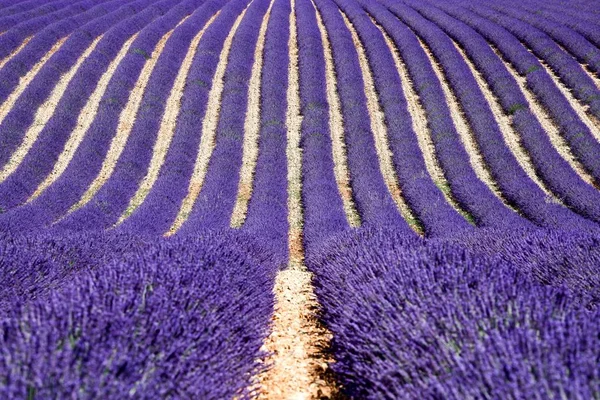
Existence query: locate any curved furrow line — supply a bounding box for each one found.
[116,0,248,236]
[0,35,31,71]
[0,36,68,129]
[452,42,560,202]
[373,17,475,229]
[340,10,423,234]
[419,38,513,210]
[494,47,598,189]
[296,0,348,253]
[527,48,600,142]
[464,2,600,182]
[0,0,119,103]
[2,0,175,211]
[116,12,220,226]
[520,1,600,49]
[316,0,418,233]
[0,0,75,33]
[29,34,140,202]
[63,24,181,217]
[491,0,600,86]
[360,0,524,230]
[166,2,251,237]
[0,0,136,172]
[427,0,600,225]
[0,0,193,232]
[312,0,361,228]
[0,0,100,62]
[176,0,272,234]
[339,0,474,238]
[0,35,102,184]
[229,2,274,229]
[393,0,598,231]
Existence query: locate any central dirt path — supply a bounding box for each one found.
[255,0,338,398]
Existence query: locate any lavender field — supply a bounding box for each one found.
[0,0,599,398]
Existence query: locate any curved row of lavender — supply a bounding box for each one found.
[0,1,282,398]
[302,0,600,397]
[0,0,599,398]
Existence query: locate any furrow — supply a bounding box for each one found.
[452,41,560,202]
[313,0,360,228]
[417,37,513,209]
[0,35,102,183]
[230,1,274,228]
[67,24,180,214]
[530,47,600,144]
[286,0,304,267]
[256,2,336,398]
[30,33,139,201]
[494,46,598,189]
[341,11,421,234]
[0,36,67,127]
[166,5,250,236]
[377,25,472,224]
[0,35,32,70]
[116,13,220,226]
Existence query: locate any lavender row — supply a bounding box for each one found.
[295,0,349,254]
[307,227,600,398]
[314,0,412,233]
[0,0,37,14]
[465,2,600,177]
[0,0,74,32]
[0,0,204,233]
[119,0,250,236]
[505,0,600,69]
[57,0,231,233]
[402,0,600,231]
[427,0,600,227]
[0,0,164,208]
[536,1,600,31]
[381,0,598,231]
[0,0,115,85]
[356,0,525,231]
[0,0,175,212]
[178,0,270,234]
[519,1,600,49]
[0,230,279,398]
[482,0,600,115]
[334,0,472,237]
[241,0,290,255]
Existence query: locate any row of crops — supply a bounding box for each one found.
[0,0,599,398]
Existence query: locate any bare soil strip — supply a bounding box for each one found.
[166,6,250,236]
[30,34,139,201]
[0,36,67,128]
[530,48,600,143]
[374,22,474,224]
[313,0,361,228]
[0,35,33,71]
[68,22,184,214]
[418,38,515,209]
[0,35,103,183]
[254,2,337,398]
[230,1,274,228]
[116,13,220,226]
[342,11,422,234]
[453,42,561,203]
[494,47,598,188]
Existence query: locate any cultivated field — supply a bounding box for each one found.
[0,0,599,398]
